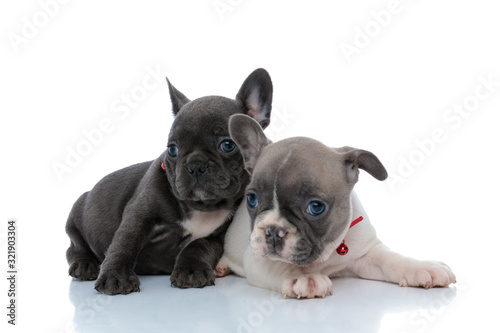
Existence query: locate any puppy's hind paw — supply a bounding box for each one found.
[214,261,232,277]
[282,274,333,299]
[68,260,100,281]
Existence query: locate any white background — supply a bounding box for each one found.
[1,0,499,332]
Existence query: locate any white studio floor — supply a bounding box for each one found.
[63,275,460,333]
[6,258,492,333]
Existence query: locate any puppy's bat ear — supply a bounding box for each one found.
[229,114,270,174]
[236,68,273,129]
[334,147,388,183]
[166,78,190,116]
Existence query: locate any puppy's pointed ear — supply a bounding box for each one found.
[229,114,270,174]
[236,68,273,129]
[166,78,190,116]
[334,147,388,183]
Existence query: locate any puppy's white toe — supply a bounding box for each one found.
[282,274,333,299]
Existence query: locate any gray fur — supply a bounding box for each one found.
[65,69,273,295]
[228,114,387,265]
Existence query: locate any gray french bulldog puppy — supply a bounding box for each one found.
[65,69,273,295]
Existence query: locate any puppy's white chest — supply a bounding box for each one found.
[182,210,230,240]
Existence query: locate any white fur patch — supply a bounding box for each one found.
[183,210,231,240]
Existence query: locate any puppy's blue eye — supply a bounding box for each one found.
[247,193,258,208]
[167,144,178,157]
[220,140,237,153]
[307,201,325,216]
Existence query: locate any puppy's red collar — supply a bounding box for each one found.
[336,216,363,255]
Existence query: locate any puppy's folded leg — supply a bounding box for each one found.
[349,243,456,288]
[170,233,224,288]
[94,213,153,295]
[66,192,101,281]
[66,224,100,281]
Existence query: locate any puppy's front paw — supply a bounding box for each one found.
[68,260,100,281]
[170,261,215,288]
[399,261,456,289]
[94,269,140,295]
[282,274,333,299]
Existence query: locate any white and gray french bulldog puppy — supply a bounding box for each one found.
[65,69,273,295]
[217,114,456,299]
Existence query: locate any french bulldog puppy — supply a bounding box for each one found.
[65,69,273,295]
[217,114,456,299]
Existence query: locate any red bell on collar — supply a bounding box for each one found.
[336,241,349,255]
[337,241,349,256]
[161,162,166,171]
[336,216,364,256]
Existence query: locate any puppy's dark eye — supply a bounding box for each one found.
[307,201,325,216]
[247,193,258,208]
[219,139,237,153]
[167,144,178,157]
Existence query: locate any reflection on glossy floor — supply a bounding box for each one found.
[63,275,459,333]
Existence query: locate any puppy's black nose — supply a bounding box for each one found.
[265,226,287,248]
[188,162,207,176]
